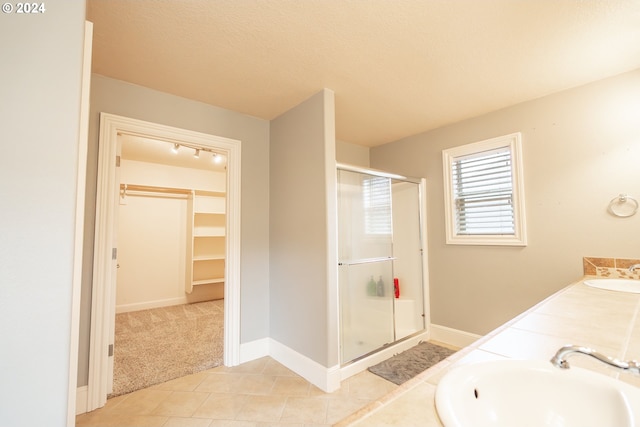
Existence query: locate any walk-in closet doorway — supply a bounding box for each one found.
[112,133,227,396]
[87,114,241,411]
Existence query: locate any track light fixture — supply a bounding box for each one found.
[167,142,224,166]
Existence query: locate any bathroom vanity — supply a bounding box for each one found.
[337,276,640,426]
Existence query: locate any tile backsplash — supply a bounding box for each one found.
[583,257,640,279]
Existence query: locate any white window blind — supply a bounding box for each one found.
[363,176,392,235]
[453,148,514,235]
[442,132,527,246]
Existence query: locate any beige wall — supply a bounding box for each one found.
[371,69,640,335]
[80,74,270,386]
[336,140,370,167]
[118,191,189,309]
[0,3,86,425]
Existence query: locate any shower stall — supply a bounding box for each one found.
[337,164,428,365]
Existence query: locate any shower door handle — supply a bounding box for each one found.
[338,257,396,266]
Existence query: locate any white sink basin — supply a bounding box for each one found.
[435,359,640,427]
[583,278,640,293]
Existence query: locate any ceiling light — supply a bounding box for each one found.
[194,148,200,158]
[213,153,223,164]
[171,143,179,154]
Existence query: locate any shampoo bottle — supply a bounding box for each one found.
[367,276,377,296]
[377,276,385,297]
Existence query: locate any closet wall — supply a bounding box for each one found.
[117,158,226,312]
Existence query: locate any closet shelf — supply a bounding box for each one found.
[193,278,225,286]
[120,183,191,195]
[194,231,225,237]
[186,192,227,294]
[120,183,225,197]
[193,255,225,261]
[194,211,225,216]
[194,189,225,197]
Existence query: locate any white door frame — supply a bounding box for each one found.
[86,113,241,411]
[68,21,93,425]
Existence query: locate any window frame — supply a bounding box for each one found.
[442,132,527,246]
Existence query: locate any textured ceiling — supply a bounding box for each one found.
[87,0,640,147]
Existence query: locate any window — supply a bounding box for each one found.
[442,132,527,246]
[363,176,392,235]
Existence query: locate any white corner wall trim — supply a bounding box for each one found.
[69,21,93,424]
[430,324,482,348]
[76,386,88,415]
[269,339,341,393]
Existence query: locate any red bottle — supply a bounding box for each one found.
[394,278,400,298]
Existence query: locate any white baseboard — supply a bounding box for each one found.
[269,339,341,393]
[76,385,88,415]
[239,337,340,393]
[239,337,269,364]
[116,297,189,313]
[430,324,481,348]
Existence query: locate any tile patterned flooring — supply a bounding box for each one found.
[76,356,398,427]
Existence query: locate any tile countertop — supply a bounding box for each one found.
[336,276,640,427]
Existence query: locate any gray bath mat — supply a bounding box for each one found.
[368,341,455,385]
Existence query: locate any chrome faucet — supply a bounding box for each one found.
[550,345,640,375]
[628,264,640,273]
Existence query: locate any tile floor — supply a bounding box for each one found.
[76,356,398,427]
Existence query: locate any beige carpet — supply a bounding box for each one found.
[111,299,224,397]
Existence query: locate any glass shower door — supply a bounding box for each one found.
[338,169,395,363]
[391,180,426,340]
